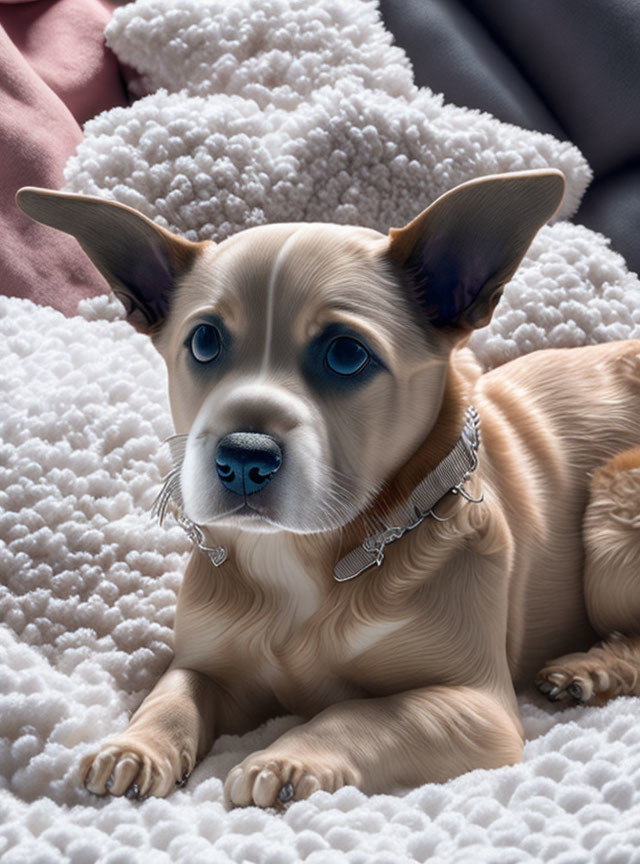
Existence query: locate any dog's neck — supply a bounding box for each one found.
[326,363,478,578]
[351,366,470,533]
[333,404,481,581]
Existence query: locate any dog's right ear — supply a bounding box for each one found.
[16,187,207,335]
[387,170,565,334]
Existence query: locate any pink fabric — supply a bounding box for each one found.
[0,0,129,315]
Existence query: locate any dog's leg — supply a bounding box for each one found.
[584,448,640,638]
[536,449,640,704]
[82,666,217,798]
[224,685,523,807]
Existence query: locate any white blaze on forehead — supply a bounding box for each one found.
[257,223,399,373]
[260,239,277,373]
[259,227,307,374]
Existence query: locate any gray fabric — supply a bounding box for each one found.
[577,166,640,274]
[379,0,640,276]
[379,0,563,137]
[464,0,640,174]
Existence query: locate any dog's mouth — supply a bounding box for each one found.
[236,502,268,519]
[221,500,284,530]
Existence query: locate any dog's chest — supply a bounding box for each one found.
[230,533,413,712]
[233,532,323,625]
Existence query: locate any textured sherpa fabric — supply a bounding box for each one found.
[3,0,640,861]
[63,0,593,236]
[468,221,640,368]
[61,0,640,363]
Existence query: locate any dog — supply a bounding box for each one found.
[16,170,640,809]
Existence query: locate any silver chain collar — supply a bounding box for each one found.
[333,405,483,582]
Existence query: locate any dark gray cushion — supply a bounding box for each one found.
[379,0,640,275]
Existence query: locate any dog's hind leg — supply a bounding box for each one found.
[536,449,640,704]
[583,448,640,638]
[535,632,640,703]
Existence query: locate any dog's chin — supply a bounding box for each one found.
[220,504,284,534]
[197,502,350,536]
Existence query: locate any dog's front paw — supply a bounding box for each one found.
[224,746,360,808]
[81,737,193,800]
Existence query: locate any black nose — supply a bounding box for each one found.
[215,432,282,496]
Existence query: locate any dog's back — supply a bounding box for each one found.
[476,339,640,685]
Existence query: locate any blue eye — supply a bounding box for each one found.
[325,336,369,376]
[190,324,221,363]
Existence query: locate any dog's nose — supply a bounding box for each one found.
[215,432,282,496]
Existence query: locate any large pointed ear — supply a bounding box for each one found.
[388,170,565,332]
[16,187,208,334]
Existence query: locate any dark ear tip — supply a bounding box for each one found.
[538,169,566,219]
[15,186,62,222]
[541,168,566,194]
[15,186,43,215]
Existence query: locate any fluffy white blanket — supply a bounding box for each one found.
[2,0,640,861]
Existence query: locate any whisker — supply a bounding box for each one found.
[165,433,188,465]
[318,489,350,531]
[152,434,189,525]
[163,432,189,444]
[151,467,183,525]
[320,466,388,537]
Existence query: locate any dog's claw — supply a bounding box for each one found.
[545,684,570,702]
[567,682,583,701]
[176,772,189,789]
[536,680,553,695]
[125,783,141,800]
[278,782,295,803]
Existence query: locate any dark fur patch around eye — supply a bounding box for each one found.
[301,322,386,393]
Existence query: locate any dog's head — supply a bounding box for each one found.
[17,170,564,535]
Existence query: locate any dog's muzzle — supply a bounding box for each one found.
[215,432,282,496]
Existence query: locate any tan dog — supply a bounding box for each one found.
[17,171,640,809]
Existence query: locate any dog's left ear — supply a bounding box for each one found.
[388,170,565,331]
[16,187,207,335]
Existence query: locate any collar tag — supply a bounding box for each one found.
[176,513,227,567]
[333,406,482,582]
